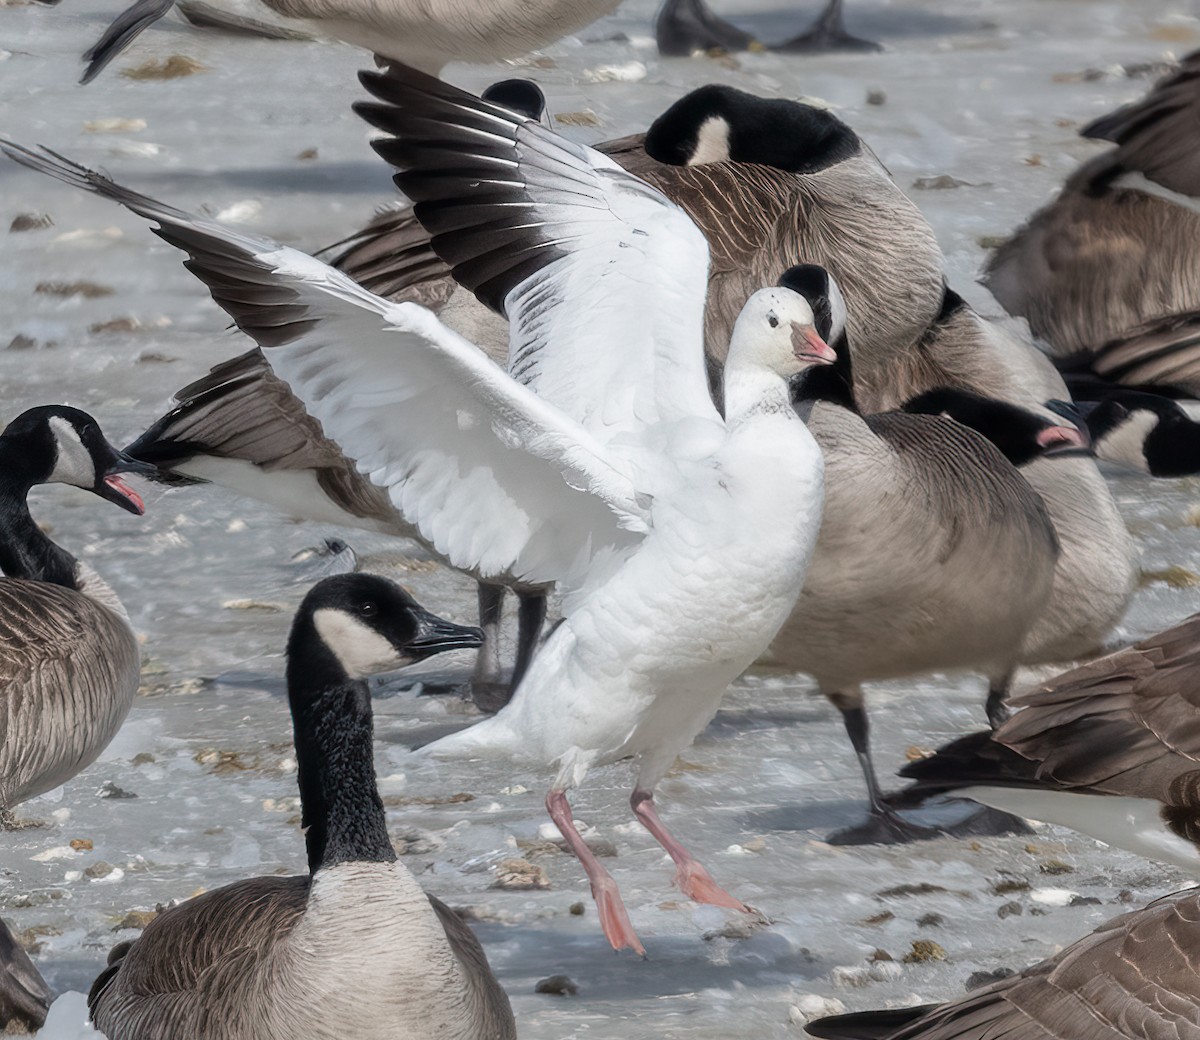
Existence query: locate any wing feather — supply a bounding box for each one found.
[1,143,649,588]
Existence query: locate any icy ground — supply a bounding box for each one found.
[3,0,1200,1036]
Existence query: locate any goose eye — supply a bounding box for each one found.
[359,601,378,618]
[767,314,779,329]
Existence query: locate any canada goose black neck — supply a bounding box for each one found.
[286,609,396,876]
[779,264,856,412]
[644,85,860,172]
[0,424,80,590]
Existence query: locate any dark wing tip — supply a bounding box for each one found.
[803,1006,937,1039]
[79,0,177,84]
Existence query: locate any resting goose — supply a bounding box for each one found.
[128,82,944,711]
[0,406,154,1033]
[87,574,508,1040]
[3,66,833,955]
[983,50,1200,385]
[1077,388,1200,477]
[765,268,1081,842]
[804,886,1200,1040]
[899,612,1200,872]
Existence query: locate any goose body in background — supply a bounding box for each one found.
[983,50,1200,391]
[762,268,1082,842]
[74,0,877,86]
[0,406,155,1033]
[804,886,1200,1040]
[873,292,1137,699]
[87,574,508,1040]
[128,82,944,711]
[899,612,1200,873]
[4,65,834,956]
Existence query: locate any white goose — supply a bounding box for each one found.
[1,68,833,956]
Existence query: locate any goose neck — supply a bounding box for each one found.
[0,456,78,589]
[286,635,396,875]
[721,359,795,426]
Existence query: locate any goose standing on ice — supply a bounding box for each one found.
[126,83,943,708]
[765,268,1082,842]
[2,67,834,955]
[87,574,511,1040]
[0,406,155,1033]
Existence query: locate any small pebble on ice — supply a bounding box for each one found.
[216,200,263,224]
[1031,887,1078,907]
[788,994,846,1025]
[83,118,147,133]
[583,61,646,83]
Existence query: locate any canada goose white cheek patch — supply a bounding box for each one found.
[690,115,732,165]
[47,417,95,488]
[313,608,407,679]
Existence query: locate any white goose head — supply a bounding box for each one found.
[727,269,838,382]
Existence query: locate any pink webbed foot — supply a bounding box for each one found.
[592,875,646,956]
[673,860,752,912]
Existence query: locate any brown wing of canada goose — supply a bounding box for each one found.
[902,613,1200,808]
[1082,49,1200,197]
[1070,309,1200,395]
[805,887,1200,1040]
[0,579,139,810]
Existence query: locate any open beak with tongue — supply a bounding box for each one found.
[95,451,160,515]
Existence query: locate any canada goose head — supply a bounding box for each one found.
[902,390,1092,466]
[0,405,157,513]
[727,268,838,382]
[1083,390,1200,477]
[289,573,484,684]
[643,84,860,172]
[479,79,546,121]
[774,264,857,414]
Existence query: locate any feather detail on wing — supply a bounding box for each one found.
[0,143,650,589]
[354,64,718,443]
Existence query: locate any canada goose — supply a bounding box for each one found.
[86,573,510,1040]
[803,886,1200,1040]
[879,291,1138,685]
[765,267,1080,842]
[77,0,622,83]
[983,50,1200,383]
[1077,388,1200,477]
[124,78,551,711]
[3,65,834,955]
[0,405,155,1033]
[127,81,945,712]
[898,612,1200,873]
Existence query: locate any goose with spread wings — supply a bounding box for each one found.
[1,67,833,955]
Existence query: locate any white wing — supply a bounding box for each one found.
[356,65,719,443]
[1,144,650,588]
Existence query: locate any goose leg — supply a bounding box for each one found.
[656,0,758,56]
[826,689,942,845]
[511,591,547,691]
[631,789,750,911]
[772,0,881,53]
[465,583,512,712]
[0,917,51,1033]
[985,669,1013,729]
[547,790,645,956]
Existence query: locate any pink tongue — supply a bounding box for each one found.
[1037,426,1088,451]
[104,475,145,514]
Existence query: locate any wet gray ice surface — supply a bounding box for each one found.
[4,0,1200,1035]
